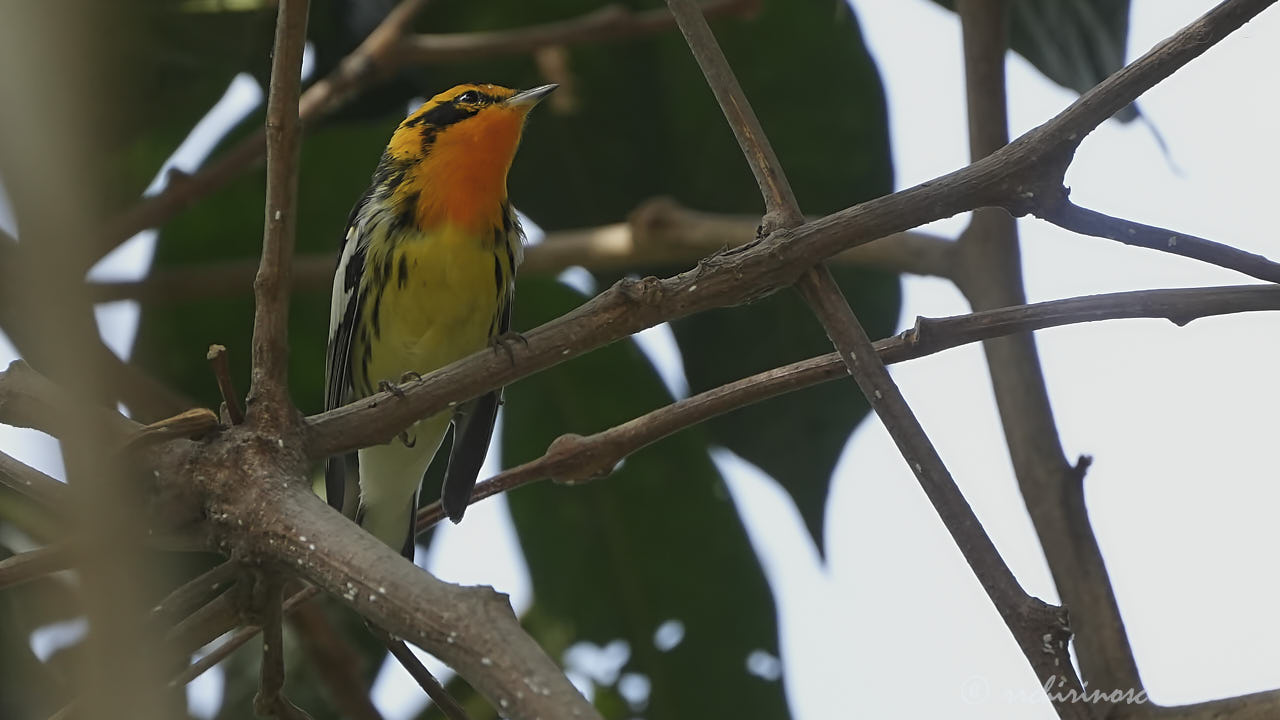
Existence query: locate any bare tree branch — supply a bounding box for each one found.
[208,345,246,425]
[85,201,954,304]
[149,561,238,629]
[394,0,757,65]
[1037,198,1280,283]
[289,604,386,720]
[373,626,471,720]
[253,574,314,720]
[955,0,1144,706]
[413,282,1280,534]
[0,448,68,510]
[247,0,309,419]
[0,544,72,590]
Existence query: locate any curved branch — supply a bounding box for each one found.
[413,284,1280,530]
[1037,198,1280,283]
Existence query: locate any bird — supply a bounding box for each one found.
[324,82,556,558]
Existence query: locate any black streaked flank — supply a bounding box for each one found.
[397,254,409,289]
[393,191,419,232]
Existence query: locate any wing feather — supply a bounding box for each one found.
[323,198,371,513]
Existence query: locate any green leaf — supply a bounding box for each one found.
[504,278,787,719]
[414,0,899,553]
[931,0,1136,121]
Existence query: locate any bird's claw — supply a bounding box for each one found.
[490,330,528,364]
[378,379,406,399]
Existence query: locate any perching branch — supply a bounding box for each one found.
[305,0,1279,462]
[247,0,309,419]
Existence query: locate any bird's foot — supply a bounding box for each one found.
[378,379,406,399]
[490,330,529,364]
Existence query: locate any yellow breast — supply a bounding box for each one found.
[355,224,504,395]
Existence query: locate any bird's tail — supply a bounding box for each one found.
[356,413,450,559]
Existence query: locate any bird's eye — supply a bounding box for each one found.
[454,90,482,105]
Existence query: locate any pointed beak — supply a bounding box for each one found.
[505,84,558,111]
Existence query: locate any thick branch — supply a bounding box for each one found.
[248,0,309,418]
[172,426,600,719]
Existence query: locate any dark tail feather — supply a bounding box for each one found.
[400,488,419,560]
[441,390,501,523]
[325,455,346,512]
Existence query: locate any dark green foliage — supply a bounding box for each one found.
[932,0,1137,120]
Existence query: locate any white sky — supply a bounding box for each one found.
[3,1,1279,718]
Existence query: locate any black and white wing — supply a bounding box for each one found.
[323,201,370,513]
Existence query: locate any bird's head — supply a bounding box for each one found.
[386,83,557,232]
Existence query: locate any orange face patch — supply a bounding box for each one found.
[384,84,534,234]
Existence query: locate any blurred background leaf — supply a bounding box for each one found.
[931,0,1136,120]
[122,1,897,717]
[504,278,787,719]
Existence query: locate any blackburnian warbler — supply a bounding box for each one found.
[324,83,556,557]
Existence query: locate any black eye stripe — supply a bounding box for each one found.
[453,90,499,106]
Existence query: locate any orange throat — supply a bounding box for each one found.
[402,108,526,233]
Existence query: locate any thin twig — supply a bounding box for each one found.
[150,561,239,628]
[289,604,385,720]
[207,345,245,424]
[86,203,953,304]
[372,625,471,720]
[170,586,320,689]
[664,0,800,232]
[1038,198,1280,283]
[395,0,756,65]
[120,408,221,452]
[0,544,72,590]
[254,573,314,720]
[0,448,69,510]
[88,0,755,270]
[247,0,309,419]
